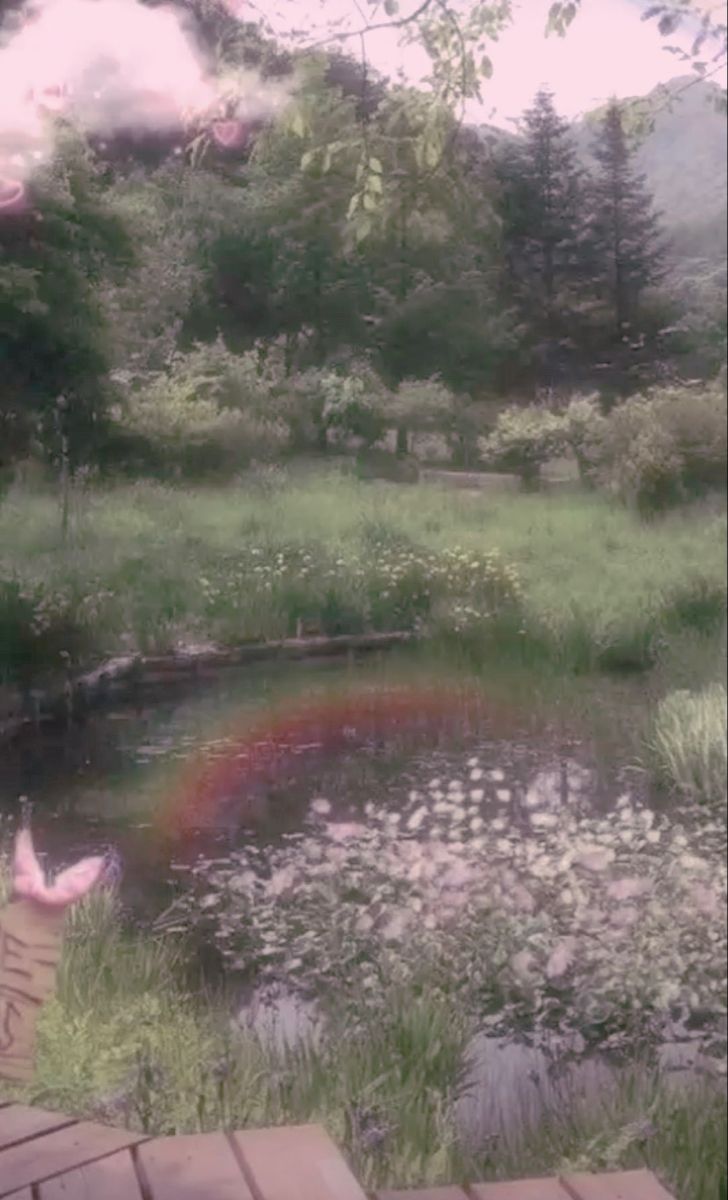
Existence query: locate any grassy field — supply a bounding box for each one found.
[1,472,725,680]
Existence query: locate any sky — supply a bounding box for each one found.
[0,0,723,205]
[274,0,720,129]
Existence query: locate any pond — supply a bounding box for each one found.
[1,649,725,1140]
[0,650,635,910]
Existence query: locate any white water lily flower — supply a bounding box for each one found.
[607,877,651,902]
[489,769,505,782]
[408,790,421,802]
[496,788,511,803]
[496,838,511,854]
[576,846,615,873]
[311,797,331,816]
[470,768,484,781]
[491,818,507,832]
[512,884,535,913]
[679,852,708,871]
[470,816,485,833]
[611,906,638,927]
[530,811,558,829]
[646,830,662,844]
[467,757,479,767]
[546,938,576,980]
[511,949,537,979]
[470,788,485,802]
[407,806,427,831]
[429,778,442,790]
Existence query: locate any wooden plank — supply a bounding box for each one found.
[375,1188,468,1199]
[39,1149,144,1199]
[471,1181,571,1200]
[137,1132,253,1200]
[232,1123,368,1200]
[0,1121,147,1197]
[561,1170,676,1200]
[0,1105,77,1151]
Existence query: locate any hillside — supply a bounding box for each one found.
[576,77,727,259]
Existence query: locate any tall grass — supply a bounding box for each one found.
[0,476,725,680]
[648,682,727,806]
[0,862,724,1199]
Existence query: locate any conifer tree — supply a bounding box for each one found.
[498,88,589,333]
[586,99,665,338]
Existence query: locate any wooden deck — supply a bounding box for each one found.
[0,1103,676,1199]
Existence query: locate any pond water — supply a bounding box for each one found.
[0,652,637,911]
[1,650,723,1140]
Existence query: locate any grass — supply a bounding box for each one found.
[0,873,724,1199]
[0,473,725,681]
[648,682,728,806]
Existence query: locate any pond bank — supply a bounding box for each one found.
[0,630,416,744]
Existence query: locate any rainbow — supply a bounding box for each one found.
[156,678,517,839]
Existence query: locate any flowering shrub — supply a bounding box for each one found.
[483,406,567,490]
[162,757,727,1061]
[198,541,523,641]
[560,394,608,487]
[598,381,727,514]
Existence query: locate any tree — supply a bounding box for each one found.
[0,127,132,471]
[586,100,666,338]
[497,89,590,375]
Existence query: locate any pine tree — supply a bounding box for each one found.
[586,99,665,339]
[498,89,590,334]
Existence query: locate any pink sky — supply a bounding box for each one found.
[266,0,724,127]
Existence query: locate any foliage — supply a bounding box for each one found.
[161,754,727,1061]
[110,337,288,477]
[560,393,608,485]
[0,130,132,467]
[483,405,567,488]
[584,101,666,336]
[0,476,724,679]
[649,683,727,806]
[598,380,727,514]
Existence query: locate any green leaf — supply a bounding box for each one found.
[347,193,360,218]
[355,216,373,243]
[300,150,316,171]
[362,193,377,212]
[368,174,383,195]
[291,112,306,138]
[368,157,383,174]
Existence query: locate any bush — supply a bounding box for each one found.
[560,394,607,488]
[649,683,727,806]
[483,405,567,490]
[598,381,727,515]
[116,385,286,479]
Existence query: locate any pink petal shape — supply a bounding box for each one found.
[12,829,105,908]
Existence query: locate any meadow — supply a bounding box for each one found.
[1,470,725,680]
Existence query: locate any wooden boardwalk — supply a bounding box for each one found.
[0,1103,676,1199]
